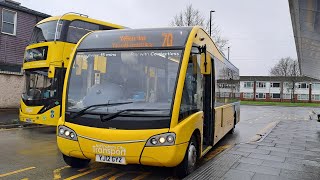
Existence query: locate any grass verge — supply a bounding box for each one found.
[241,101,320,107]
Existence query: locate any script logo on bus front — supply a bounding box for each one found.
[92,144,126,156]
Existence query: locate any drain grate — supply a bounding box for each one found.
[185,151,241,180]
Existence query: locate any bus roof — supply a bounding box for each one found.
[77,27,193,50]
[37,14,125,29]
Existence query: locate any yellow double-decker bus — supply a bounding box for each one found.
[57,27,240,177]
[19,13,125,126]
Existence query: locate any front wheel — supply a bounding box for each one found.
[62,154,90,168]
[175,136,198,178]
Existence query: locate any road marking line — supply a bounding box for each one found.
[53,165,70,180]
[204,145,231,161]
[108,172,127,180]
[64,168,100,180]
[92,169,117,180]
[0,167,36,178]
[78,163,103,172]
[133,172,151,180]
[21,178,29,180]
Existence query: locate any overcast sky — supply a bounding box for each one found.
[15,0,297,76]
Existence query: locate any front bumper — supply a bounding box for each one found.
[57,136,188,167]
[19,108,59,126]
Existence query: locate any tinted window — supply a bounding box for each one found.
[179,54,203,120]
[215,58,240,106]
[29,21,64,44]
[67,21,100,43]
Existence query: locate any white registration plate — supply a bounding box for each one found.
[25,118,32,123]
[95,155,126,165]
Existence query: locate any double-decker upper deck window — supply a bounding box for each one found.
[1,9,17,35]
[67,21,99,44]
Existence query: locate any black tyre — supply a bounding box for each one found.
[62,154,90,168]
[175,135,198,178]
[228,112,237,134]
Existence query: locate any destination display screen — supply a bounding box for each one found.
[77,28,192,50]
[24,46,48,62]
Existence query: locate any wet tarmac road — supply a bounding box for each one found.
[0,105,316,180]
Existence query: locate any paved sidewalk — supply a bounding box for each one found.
[186,120,320,180]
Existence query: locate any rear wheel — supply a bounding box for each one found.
[175,135,198,178]
[62,154,90,168]
[228,112,237,134]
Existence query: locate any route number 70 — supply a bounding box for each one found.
[162,33,173,47]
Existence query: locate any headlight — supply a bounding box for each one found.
[151,138,158,145]
[146,133,176,146]
[159,137,166,144]
[167,135,174,143]
[58,126,78,141]
[59,128,65,135]
[64,130,70,136]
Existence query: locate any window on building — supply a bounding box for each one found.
[283,93,291,99]
[243,81,253,88]
[256,93,266,99]
[243,93,253,99]
[271,93,281,99]
[297,94,309,100]
[298,83,309,89]
[284,82,292,87]
[312,94,320,101]
[271,82,280,88]
[312,83,320,90]
[256,82,266,88]
[67,20,100,43]
[1,9,17,35]
[222,92,230,97]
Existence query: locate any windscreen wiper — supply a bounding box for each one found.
[101,109,169,122]
[70,102,133,119]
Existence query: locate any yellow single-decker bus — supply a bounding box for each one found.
[57,27,240,177]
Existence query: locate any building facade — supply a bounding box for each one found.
[0,0,49,108]
[240,76,320,103]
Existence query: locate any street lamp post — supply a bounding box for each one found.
[228,46,230,60]
[209,10,215,37]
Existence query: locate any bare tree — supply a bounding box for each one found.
[270,57,300,102]
[269,57,300,77]
[170,4,229,52]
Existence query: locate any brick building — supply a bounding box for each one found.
[240,76,320,103]
[0,0,49,108]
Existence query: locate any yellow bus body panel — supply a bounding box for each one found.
[20,100,60,126]
[57,137,86,159]
[140,143,188,167]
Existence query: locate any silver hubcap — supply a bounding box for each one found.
[187,142,197,172]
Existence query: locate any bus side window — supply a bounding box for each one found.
[179,54,203,121]
[67,21,100,44]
